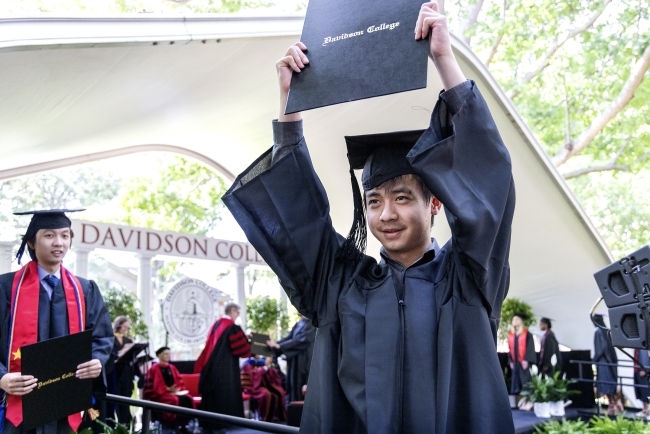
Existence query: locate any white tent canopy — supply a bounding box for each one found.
[0,14,613,349]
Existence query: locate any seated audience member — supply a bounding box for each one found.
[240,357,286,422]
[144,347,195,427]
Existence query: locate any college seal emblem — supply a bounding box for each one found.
[162,277,222,344]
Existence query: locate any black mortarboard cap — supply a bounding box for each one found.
[336,130,425,263]
[13,208,84,264]
[540,317,553,328]
[592,313,607,329]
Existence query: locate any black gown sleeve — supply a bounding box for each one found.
[223,139,359,327]
[407,81,515,319]
[82,279,114,365]
[525,332,537,363]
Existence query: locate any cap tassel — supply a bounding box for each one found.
[335,169,367,264]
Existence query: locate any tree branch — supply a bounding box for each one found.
[484,0,506,67]
[563,162,630,179]
[563,76,572,148]
[552,43,650,167]
[459,0,485,46]
[562,138,649,179]
[507,0,611,99]
[484,33,503,67]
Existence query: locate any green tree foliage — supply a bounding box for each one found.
[100,285,149,339]
[0,165,120,241]
[0,0,297,14]
[447,0,649,257]
[119,155,226,236]
[499,297,536,341]
[246,295,289,339]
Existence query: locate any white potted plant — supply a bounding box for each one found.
[521,375,552,418]
[547,371,579,417]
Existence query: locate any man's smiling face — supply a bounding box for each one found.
[28,227,70,269]
[365,174,440,267]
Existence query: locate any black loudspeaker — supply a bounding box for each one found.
[594,245,650,349]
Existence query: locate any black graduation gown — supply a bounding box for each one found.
[539,330,561,377]
[508,331,535,394]
[593,327,618,395]
[634,349,650,401]
[223,82,516,434]
[0,269,114,434]
[106,336,135,425]
[275,318,316,402]
[198,323,246,427]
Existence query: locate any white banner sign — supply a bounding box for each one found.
[71,219,265,265]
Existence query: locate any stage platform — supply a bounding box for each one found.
[153,408,648,434]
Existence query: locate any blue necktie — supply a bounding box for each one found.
[43,274,60,289]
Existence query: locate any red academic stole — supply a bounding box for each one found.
[7,261,86,431]
[508,329,528,363]
[194,318,234,374]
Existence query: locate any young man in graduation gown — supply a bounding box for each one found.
[538,317,562,377]
[222,3,515,432]
[0,209,114,434]
[266,315,315,403]
[143,347,194,427]
[193,303,251,429]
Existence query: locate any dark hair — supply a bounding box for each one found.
[363,174,436,227]
[540,317,552,328]
[225,302,240,315]
[156,346,170,356]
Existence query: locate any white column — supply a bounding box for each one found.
[0,242,15,274]
[236,264,247,331]
[137,254,154,337]
[73,248,92,279]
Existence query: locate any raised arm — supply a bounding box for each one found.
[415,1,466,90]
[277,42,307,123]
[409,3,515,318]
[223,44,356,327]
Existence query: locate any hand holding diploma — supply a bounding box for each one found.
[76,359,102,379]
[277,42,308,122]
[414,1,466,90]
[0,372,37,396]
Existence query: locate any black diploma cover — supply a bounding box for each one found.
[20,330,93,430]
[250,332,273,357]
[285,0,428,114]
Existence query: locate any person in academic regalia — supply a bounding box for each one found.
[592,314,623,415]
[194,303,251,430]
[220,3,516,433]
[105,316,135,426]
[508,313,536,396]
[633,348,650,418]
[0,209,114,434]
[266,315,315,403]
[538,317,562,377]
[143,347,195,427]
[240,357,286,422]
